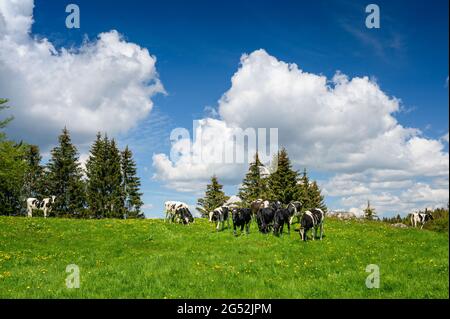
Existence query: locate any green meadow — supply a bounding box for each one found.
[0,216,448,298]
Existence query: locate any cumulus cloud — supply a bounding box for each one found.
[154,49,448,215]
[0,0,164,148]
[152,118,277,192]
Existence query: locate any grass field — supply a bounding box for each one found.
[0,216,448,298]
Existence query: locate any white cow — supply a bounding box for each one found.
[411,211,433,229]
[26,196,56,218]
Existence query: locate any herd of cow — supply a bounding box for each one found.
[164,199,325,241]
[25,197,434,240]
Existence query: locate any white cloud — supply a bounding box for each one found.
[152,118,257,192]
[0,0,164,149]
[441,132,449,144]
[154,49,449,215]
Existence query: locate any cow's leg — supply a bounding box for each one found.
[320,223,323,240]
[311,227,315,240]
[287,222,290,235]
[289,216,294,225]
[233,223,237,236]
[245,222,250,234]
[43,208,47,218]
[27,206,32,218]
[420,223,424,230]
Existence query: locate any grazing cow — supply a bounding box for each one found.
[26,196,56,218]
[176,207,194,224]
[273,208,291,236]
[257,207,276,233]
[209,206,230,231]
[164,201,193,224]
[410,211,433,229]
[299,208,325,241]
[287,201,303,225]
[231,207,252,235]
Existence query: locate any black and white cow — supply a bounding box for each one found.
[410,211,433,229]
[209,206,230,231]
[299,208,325,241]
[287,201,303,225]
[164,201,193,224]
[273,208,291,236]
[177,207,194,225]
[231,207,252,235]
[26,196,56,218]
[257,206,276,234]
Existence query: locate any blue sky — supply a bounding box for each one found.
[1,0,448,217]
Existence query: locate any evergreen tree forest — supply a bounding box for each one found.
[0,99,143,218]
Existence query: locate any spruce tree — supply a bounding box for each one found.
[364,200,377,220]
[296,168,311,209]
[238,152,268,204]
[309,180,327,212]
[106,139,125,218]
[23,145,44,199]
[0,99,13,137]
[121,146,143,218]
[86,134,126,218]
[267,148,298,204]
[197,175,229,217]
[47,128,85,217]
[85,133,106,217]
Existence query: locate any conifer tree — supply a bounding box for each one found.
[121,146,143,218]
[106,139,125,218]
[85,133,106,217]
[238,152,268,204]
[86,134,126,218]
[364,200,377,220]
[0,99,12,137]
[267,148,298,204]
[23,145,44,199]
[197,175,229,217]
[47,127,85,217]
[309,180,327,212]
[296,168,311,209]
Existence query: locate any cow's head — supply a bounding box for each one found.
[426,212,434,221]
